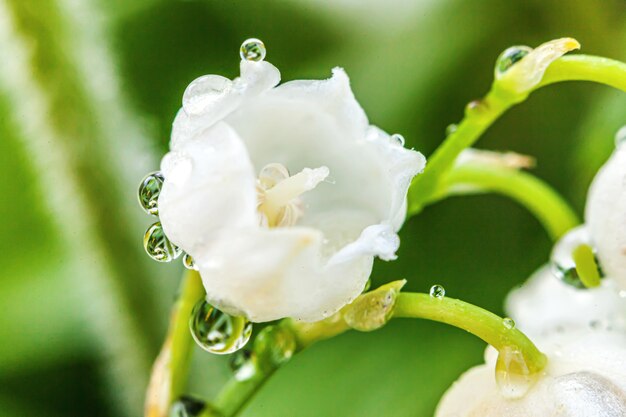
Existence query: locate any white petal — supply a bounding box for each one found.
[436,330,626,417]
[505,266,626,338]
[586,146,626,289]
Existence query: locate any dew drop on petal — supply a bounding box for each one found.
[240,38,266,62]
[503,317,516,330]
[143,222,182,262]
[551,226,604,289]
[495,346,535,399]
[494,45,533,77]
[189,300,252,354]
[229,349,258,381]
[169,396,206,417]
[445,124,458,136]
[391,133,405,147]
[430,284,445,299]
[182,253,197,270]
[138,171,164,216]
[182,75,233,116]
[615,125,626,149]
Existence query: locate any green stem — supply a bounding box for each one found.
[210,290,545,416]
[408,54,626,215]
[145,271,205,417]
[434,164,580,240]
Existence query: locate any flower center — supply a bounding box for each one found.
[257,163,329,227]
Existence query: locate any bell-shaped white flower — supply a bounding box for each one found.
[436,329,626,417]
[157,58,426,322]
[586,142,626,290]
[506,266,626,338]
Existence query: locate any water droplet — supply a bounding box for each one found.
[495,346,536,399]
[503,317,516,330]
[169,396,205,417]
[445,124,458,136]
[138,171,164,216]
[229,349,258,381]
[182,253,197,270]
[189,300,252,354]
[391,133,405,147]
[430,284,445,299]
[495,45,533,77]
[551,226,604,289]
[254,325,296,368]
[615,125,626,149]
[465,99,487,116]
[182,75,233,116]
[143,222,182,262]
[240,38,266,62]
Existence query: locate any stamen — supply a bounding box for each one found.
[257,164,329,227]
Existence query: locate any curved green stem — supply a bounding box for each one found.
[210,287,546,416]
[408,54,626,215]
[433,164,580,240]
[145,271,206,417]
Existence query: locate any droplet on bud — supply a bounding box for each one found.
[240,38,266,62]
[229,349,258,381]
[615,125,626,149]
[138,171,164,216]
[503,317,516,330]
[494,46,533,78]
[189,300,252,354]
[144,222,182,262]
[430,284,445,299]
[254,325,296,370]
[391,133,405,147]
[551,226,604,289]
[182,253,197,270]
[169,396,205,417]
[182,75,233,116]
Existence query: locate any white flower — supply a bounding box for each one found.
[506,266,626,339]
[157,58,425,322]
[435,329,626,417]
[586,143,626,290]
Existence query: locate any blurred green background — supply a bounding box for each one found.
[1,0,625,416]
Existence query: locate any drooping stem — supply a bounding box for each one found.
[209,286,546,416]
[145,271,206,417]
[432,163,580,240]
[408,54,626,215]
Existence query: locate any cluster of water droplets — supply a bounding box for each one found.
[550,226,604,289]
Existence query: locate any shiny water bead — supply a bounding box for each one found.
[430,284,445,299]
[445,123,458,136]
[495,346,535,399]
[143,222,182,262]
[229,349,258,381]
[182,253,196,270]
[189,300,252,354]
[391,133,405,147]
[182,75,233,116]
[503,317,516,330]
[494,45,533,77]
[615,125,626,148]
[138,171,164,216]
[240,38,266,62]
[254,325,296,370]
[551,226,604,289]
[169,396,205,417]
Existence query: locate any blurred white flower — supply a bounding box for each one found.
[586,143,626,290]
[506,266,626,339]
[436,329,626,417]
[157,57,425,322]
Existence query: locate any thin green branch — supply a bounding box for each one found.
[408,54,626,215]
[433,164,580,240]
